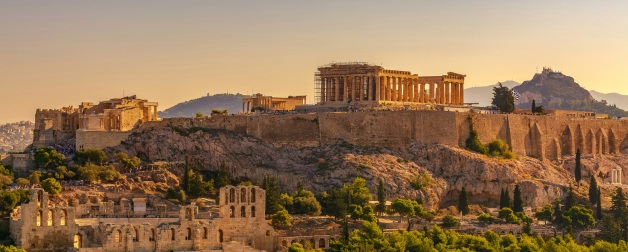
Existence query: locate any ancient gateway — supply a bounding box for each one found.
[315,63,465,105]
[10,186,335,252]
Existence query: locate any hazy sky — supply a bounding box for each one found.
[2,0,627,123]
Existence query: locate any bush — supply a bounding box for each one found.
[272,209,291,229]
[41,178,62,195]
[488,139,516,159]
[442,215,460,227]
[478,213,494,223]
[465,117,488,155]
[74,149,107,165]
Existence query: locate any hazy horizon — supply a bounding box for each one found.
[2,1,628,124]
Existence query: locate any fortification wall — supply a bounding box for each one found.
[76,131,132,150]
[135,111,628,160]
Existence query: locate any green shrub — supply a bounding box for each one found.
[488,139,516,159]
[442,215,460,227]
[465,117,488,155]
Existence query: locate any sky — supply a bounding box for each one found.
[1,0,628,124]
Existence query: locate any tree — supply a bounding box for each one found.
[287,242,305,252]
[491,82,515,113]
[292,188,322,216]
[531,100,536,113]
[458,187,470,216]
[27,171,43,185]
[16,178,30,188]
[498,208,520,224]
[74,148,107,165]
[575,149,582,184]
[564,186,576,210]
[513,185,523,213]
[562,205,595,230]
[41,178,62,195]
[195,112,204,118]
[182,156,191,193]
[478,213,494,223]
[262,176,282,214]
[531,99,545,114]
[391,198,415,223]
[0,244,27,252]
[535,205,553,225]
[499,188,505,209]
[376,178,386,216]
[590,176,599,204]
[597,187,603,220]
[465,117,488,155]
[442,215,459,227]
[610,187,628,239]
[502,188,512,210]
[34,147,65,168]
[272,209,291,229]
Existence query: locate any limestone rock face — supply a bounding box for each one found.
[109,127,625,210]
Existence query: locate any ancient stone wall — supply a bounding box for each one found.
[137,111,628,161]
[76,131,132,150]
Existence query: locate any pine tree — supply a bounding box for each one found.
[503,188,513,209]
[491,83,515,113]
[183,155,191,193]
[596,187,603,220]
[565,185,576,210]
[589,176,599,204]
[377,178,386,216]
[458,187,470,216]
[610,187,628,238]
[513,185,523,213]
[262,176,282,214]
[575,148,582,184]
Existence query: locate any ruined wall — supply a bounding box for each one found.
[76,131,131,150]
[135,111,628,160]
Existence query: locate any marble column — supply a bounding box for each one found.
[419,83,425,103]
[460,83,464,104]
[391,77,397,101]
[320,78,326,102]
[445,82,450,104]
[343,77,349,103]
[385,77,391,101]
[377,76,383,102]
[334,77,340,102]
[397,77,402,102]
[366,76,372,101]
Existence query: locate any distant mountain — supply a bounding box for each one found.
[0,121,33,153]
[589,90,628,111]
[464,80,520,106]
[159,93,247,118]
[512,68,628,117]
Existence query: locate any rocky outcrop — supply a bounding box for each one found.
[0,121,33,153]
[108,127,624,210]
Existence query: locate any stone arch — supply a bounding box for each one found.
[73,234,82,248]
[598,129,609,155]
[116,229,123,243]
[36,210,42,226]
[241,188,247,203]
[575,124,585,154]
[282,240,288,247]
[251,188,256,203]
[218,229,223,243]
[171,228,176,241]
[319,238,326,248]
[251,206,256,217]
[586,129,596,155]
[149,229,156,241]
[241,206,246,217]
[37,190,43,207]
[47,210,53,226]
[609,129,619,154]
[203,227,208,239]
[525,123,544,159]
[60,209,67,226]
[561,126,575,156]
[229,206,235,218]
[134,228,139,242]
[546,138,560,161]
[229,188,235,203]
[621,133,628,154]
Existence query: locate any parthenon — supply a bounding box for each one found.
[315,62,465,105]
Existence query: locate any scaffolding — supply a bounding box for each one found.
[314,71,322,104]
[314,62,375,104]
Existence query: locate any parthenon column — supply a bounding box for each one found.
[439,82,445,104]
[460,83,464,104]
[375,76,384,102]
[445,82,450,104]
[320,78,326,102]
[343,77,349,103]
[419,83,425,103]
[385,77,391,101]
[366,76,372,101]
[327,78,333,102]
[451,83,457,105]
[397,77,402,102]
[334,77,340,102]
[404,78,409,102]
[408,80,414,102]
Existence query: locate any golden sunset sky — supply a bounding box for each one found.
[1,1,627,123]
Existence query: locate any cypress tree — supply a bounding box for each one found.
[513,185,523,213]
[575,148,582,184]
[499,188,505,209]
[596,187,603,220]
[183,155,191,193]
[503,188,512,209]
[531,100,536,113]
[458,187,470,216]
[377,178,386,215]
[589,176,599,204]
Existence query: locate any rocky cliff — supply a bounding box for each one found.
[107,126,623,210]
[513,68,628,117]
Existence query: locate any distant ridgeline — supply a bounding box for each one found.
[159,93,248,118]
[513,68,628,117]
